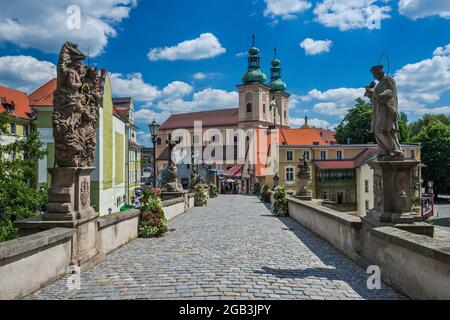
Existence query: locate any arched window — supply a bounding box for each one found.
[246,103,252,113]
[263,104,266,113]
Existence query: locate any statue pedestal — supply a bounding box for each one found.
[45,167,97,221]
[296,180,312,201]
[17,167,104,270]
[365,160,434,237]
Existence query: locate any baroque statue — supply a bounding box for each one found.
[53,42,102,167]
[365,65,404,161]
[160,139,184,192]
[296,155,312,200]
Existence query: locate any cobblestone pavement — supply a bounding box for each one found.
[28,195,405,300]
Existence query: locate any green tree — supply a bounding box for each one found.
[335,98,410,144]
[412,120,450,196]
[0,113,47,242]
[409,114,450,138]
[398,112,410,143]
[335,99,375,144]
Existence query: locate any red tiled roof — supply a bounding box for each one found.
[314,147,379,169]
[0,85,32,120]
[29,78,56,107]
[160,108,239,130]
[279,128,332,145]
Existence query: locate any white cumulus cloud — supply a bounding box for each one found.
[0,0,137,57]
[110,73,161,102]
[399,0,450,20]
[300,38,333,55]
[0,55,56,93]
[148,33,226,61]
[313,0,392,31]
[264,0,312,21]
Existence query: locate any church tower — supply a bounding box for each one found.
[237,34,272,129]
[269,48,289,128]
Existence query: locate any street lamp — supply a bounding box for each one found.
[148,119,160,189]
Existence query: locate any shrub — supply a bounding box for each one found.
[273,186,288,216]
[260,184,271,203]
[252,182,262,195]
[140,187,168,238]
[209,183,218,198]
[194,184,208,207]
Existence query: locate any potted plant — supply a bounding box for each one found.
[139,188,168,238]
[194,184,208,207]
[273,186,288,217]
[209,183,218,198]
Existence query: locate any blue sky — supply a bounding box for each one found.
[0,0,449,146]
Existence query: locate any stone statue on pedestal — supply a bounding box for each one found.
[363,64,433,236]
[365,65,404,161]
[19,42,106,269]
[296,156,312,200]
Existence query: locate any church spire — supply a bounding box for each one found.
[242,32,267,85]
[269,46,287,92]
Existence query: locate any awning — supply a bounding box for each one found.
[314,160,356,169]
[221,165,243,178]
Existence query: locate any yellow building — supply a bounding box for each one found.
[112,97,142,204]
[269,131,422,216]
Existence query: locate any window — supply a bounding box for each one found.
[246,103,252,113]
[10,123,16,135]
[303,151,310,161]
[284,110,287,119]
[336,150,343,160]
[157,138,162,145]
[25,125,30,136]
[286,168,294,181]
[365,180,369,193]
[263,104,266,113]
[411,150,416,159]
[365,201,370,211]
[320,151,327,160]
[11,151,16,161]
[186,164,190,170]
[286,150,293,161]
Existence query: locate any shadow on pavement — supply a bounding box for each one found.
[255,198,405,300]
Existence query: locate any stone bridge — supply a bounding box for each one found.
[27,195,403,300]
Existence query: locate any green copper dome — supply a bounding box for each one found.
[243,69,267,84]
[270,78,287,92]
[248,46,260,56]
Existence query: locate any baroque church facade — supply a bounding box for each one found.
[156,39,290,180]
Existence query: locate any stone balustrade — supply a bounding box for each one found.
[0,192,195,300]
[283,196,450,300]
